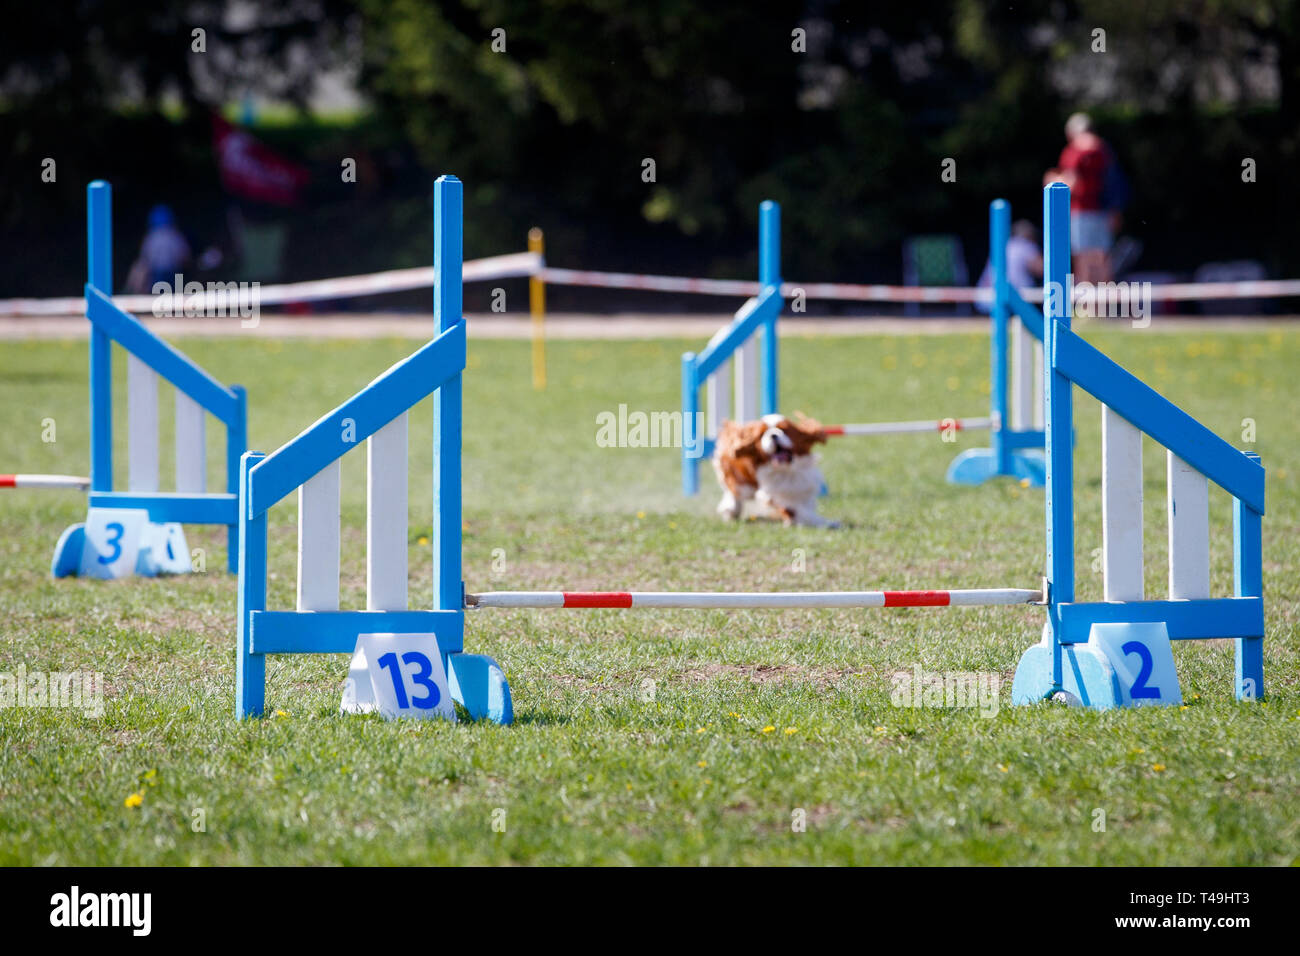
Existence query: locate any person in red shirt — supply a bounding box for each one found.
[1045,112,1113,284]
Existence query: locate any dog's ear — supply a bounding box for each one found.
[716,419,768,460]
[787,414,828,449]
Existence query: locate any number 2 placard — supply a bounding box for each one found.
[1088,622,1183,707]
[342,633,455,722]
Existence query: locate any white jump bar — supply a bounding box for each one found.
[825,417,993,436]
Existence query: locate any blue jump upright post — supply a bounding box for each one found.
[235,175,511,722]
[947,199,1047,487]
[1012,183,1267,707]
[680,201,784,495]
[758,200,780,417]
[51,180,248,578]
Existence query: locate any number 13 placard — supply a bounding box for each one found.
[341,633,455,722]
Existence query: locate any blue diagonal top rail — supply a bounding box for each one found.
[695,287,782,381]
[247,320,467,517]
[1005,285,1044,342]
[86,287,241,425]
[1052,325,1265,514]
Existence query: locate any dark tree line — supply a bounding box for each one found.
[2,0,1296,297]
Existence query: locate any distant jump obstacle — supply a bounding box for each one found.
[51,181,247,578]
[234,178,1265,719]
[678,198,1048,495]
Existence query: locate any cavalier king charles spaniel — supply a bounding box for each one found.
[711,414,839,528]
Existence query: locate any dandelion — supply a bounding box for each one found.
[997,764,1009,773]
[784,727,797,736]
[1152,764,1166,772]
[697,760,708,768]
[417,536,429,546]
[124,792,144,808]
[636,510,646,519]
[761,725,775,735]
[275,709,288,717]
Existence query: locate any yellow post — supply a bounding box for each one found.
[528,227,546,389]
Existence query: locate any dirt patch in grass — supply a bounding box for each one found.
[678,662,873,689]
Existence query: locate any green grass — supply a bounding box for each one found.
[1,323,1297,865]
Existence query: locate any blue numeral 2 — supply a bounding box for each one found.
[1121,640,1160,699]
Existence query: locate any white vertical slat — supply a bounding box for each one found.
[736,336,759,422]
[126,353,159,492]
[174,391,206,493]
[1011,318,1034,431]
[707,359,731,438]
[297,461,341,611]
[1101,407,1143,601]
[366,414,408,611]
[1167,451,1210,600]
[1032,339,1045,429]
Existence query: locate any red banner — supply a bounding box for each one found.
[212,114,311,206]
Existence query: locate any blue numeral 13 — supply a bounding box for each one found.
[376,651,442,710]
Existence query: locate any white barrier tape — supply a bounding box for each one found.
[6,253,1300,316]
[0,252,542,317]
[539,268,1300,304]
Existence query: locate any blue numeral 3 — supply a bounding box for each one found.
[97,521,125,564]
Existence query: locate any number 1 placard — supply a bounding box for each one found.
[341,633,455,722]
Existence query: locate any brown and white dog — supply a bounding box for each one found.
[712,414,838,528]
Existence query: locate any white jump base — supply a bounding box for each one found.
[467,588,1042,609]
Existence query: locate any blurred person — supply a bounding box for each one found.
[126,204,191,293]
[976,220,1043,313]
[1044,112,1112,284]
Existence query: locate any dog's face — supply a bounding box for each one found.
[713,413,826,484]
[756,414,826,467]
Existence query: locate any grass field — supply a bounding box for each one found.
[1,322,1297,865]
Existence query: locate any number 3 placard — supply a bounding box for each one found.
[341,633,455,722]
[80,507,150,579]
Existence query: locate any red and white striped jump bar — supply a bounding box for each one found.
[0,473,90,490]
[824,417,992,437]
[466,588,1042,609]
